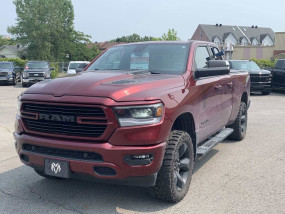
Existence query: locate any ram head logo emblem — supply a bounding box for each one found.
[51,163,61,174]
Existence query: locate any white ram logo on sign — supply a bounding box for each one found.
[51,163,61,174]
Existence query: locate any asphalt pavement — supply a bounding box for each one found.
[0,84,284,214]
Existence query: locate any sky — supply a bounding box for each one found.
[1,0,284,42]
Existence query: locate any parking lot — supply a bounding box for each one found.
[0,84,284,214]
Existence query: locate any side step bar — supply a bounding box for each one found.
[197,128,234,156]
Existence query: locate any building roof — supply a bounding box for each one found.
[0,45,24,53]
[199,24,275,45]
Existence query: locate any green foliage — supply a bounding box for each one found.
[161,28,180,41]
[250,58,276,68]
[112,33,162,43]
[49,62,60,79]
[0,58,27,67]
[0,37,16,47]
[67,43,101,61]
[8,0,91,61]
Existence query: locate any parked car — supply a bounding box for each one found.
[266,59,285,89]
[15,41,250,203]
[0,61,21,85]
[22,61,53,87]
[75,62,89,73]
[65,61,90,75]
[229,60,272,95]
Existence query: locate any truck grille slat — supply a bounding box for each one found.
[22,103,107,138]
[25,121,105,134]
[23,144,103,162]
[23,103,105,117]
[250,74,271,83]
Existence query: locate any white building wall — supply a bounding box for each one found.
[225,34,237,50]
[262,35,274,46]
[0,48,18,58]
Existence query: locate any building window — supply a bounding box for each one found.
[200,31,203,37]
[252,38,259,46]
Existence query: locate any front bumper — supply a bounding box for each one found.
[14,132,166,186]
[0,76,13,83]
[22,77,50,83]
[250,82,271,92]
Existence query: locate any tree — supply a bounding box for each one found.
[161,28,180,41]
[8,0,92,61]
[0,36,15,47]
[112,33,161,43]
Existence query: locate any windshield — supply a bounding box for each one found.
[0,63,13,69]
[26,62,49,69]
[87,43,190,75]
[230,61,260,71]
[69,63,82,69]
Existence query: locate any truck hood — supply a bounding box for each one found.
[0,69,12,72]
[24,70,185,101]
[248,69,271,75]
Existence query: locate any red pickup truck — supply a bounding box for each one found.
[14,41,250,202]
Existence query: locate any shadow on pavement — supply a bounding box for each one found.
[0,166,173,214]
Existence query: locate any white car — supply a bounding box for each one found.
[66,61,90,75]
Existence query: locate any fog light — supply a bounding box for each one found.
[131,154,152,159]
[124,154,154,166]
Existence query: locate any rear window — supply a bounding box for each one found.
[87,43,190,75]
[0,62,13,69]
[275,60,285,69]
[229,61,260,70]
[26,62,49,69]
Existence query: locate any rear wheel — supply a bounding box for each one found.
[228,102,247,141]
[149,130,194,203]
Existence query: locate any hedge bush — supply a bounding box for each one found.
[250,58,276,68]
[0,58,27,67]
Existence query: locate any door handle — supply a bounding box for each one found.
[227,81,233,88]
[214,85,222,90]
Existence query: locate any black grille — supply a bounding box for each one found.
[28,73,44,77]
[23,144,103,162]
[22,103,107,138]
[22,103,105,117]
[250,74,271,83]
[0,72,8,77]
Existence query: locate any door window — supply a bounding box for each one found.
[195,46,210,69]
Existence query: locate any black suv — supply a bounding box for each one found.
[22,61,53,87]
[0,61,21,85]
[229,60,272,95]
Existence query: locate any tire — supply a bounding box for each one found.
[262,91,271,95]
[149,130,194,203]
[228,102,247,141]
[11,77,17,86]
[22,82,27,87]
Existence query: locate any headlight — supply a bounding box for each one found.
[22,71,28,78]
[17,95,22,116]
[114,103,163,127]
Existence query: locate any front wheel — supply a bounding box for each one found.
[228,102,247,141]
[149,130,194,203]
[262,91,271,95]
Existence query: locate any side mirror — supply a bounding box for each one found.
[195,60,230,78]
[50,67,55,71]
[63,67,67,71]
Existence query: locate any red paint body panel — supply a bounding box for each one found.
[14,41,250,183]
